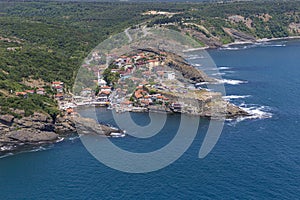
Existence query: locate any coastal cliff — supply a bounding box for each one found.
[0,111,123,153]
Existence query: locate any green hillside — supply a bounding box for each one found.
[0,0,299,117]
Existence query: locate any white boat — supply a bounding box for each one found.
[110,132,126,138]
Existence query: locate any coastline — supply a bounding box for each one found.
[2,36,297,155]
[182,46,210,52]
[0,112,124,155]
[222,36,300,48]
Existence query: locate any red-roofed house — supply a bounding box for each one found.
[25,90,35,94]
[100,90,110,95]
[81,88,92,97]
[134,90,143,99]
[16,92,27,97]
[100,85,111,92]
[136,85,143,89]
[52,81,64,87]
[147,60,160,70]
[55,93,64,100]
[37,88,45,95]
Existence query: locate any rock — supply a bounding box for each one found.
[6,129,58,142]
[14,109,25,116]
[167,57,211,83]
[223,27,256,42]
[14,118,33,128]
[33,123,55,132]
[0,114,14,126]
[226,103,250,118]
[73,116,123,136]
[31,112,51,123]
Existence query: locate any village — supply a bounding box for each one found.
[13,50,222,116]
[71,50,217,115]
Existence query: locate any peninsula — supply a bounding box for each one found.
[1,0,299,154]
[88,48,248,118]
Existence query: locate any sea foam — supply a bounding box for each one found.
[223,95,251,100]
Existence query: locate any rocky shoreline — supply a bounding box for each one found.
[0,111,124,154]
[0,44,266,154]
[221,36,300,49]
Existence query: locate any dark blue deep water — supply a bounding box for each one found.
[1,40,300,199]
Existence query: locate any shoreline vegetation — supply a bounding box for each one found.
[1,0,300,154]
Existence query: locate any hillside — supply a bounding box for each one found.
[0,0,299,118]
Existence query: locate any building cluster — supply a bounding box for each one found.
[15,88,46,97]
[52,81,65,100]
[14,50,200,115]
[132,85,170,106]
[109,51,166,78]
[98,51,196,113]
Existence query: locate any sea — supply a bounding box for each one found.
[0,39,299,199]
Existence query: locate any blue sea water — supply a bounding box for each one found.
[1,40,300,199]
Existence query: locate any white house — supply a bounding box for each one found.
[98,78,107,87]
[164,71,175,80]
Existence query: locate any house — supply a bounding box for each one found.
[100,85,111,92]
[164,71,176,80]
[52,81,64,88]
[36,88,45,95]
[136,85,143,90]
[156,71,164,77]
[121,100,133,106]
[55,93,64,100]
[80,88,92,97]
[147,60,160,70]
[99,90,110,96]
[52,82,64,93]
[25,90,35,94]
[111,69,119,73]
[56,86,63,93]
[96,93,109,102]
[66,107,74,114]
[228,15,245,23]
[98,78,107,87]
[142,71,151,77]
[16,92,28,97]
[171,103,182,112]
[141,99,150,106]
[134,89,144,99]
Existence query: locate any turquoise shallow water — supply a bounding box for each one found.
[0,40,300,199]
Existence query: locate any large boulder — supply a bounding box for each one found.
[0,114,14,126]
[31,112,52,123]
[7,129,59,143]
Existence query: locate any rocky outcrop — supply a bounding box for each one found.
[74,117,124,136]
[0,112,63,153]
[0,114,14,126]
[223,27,256,42]
[182,27,223,48]
[0,111,123,153]
[165,52,215,83]
[4,129,58,143]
